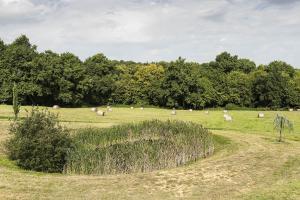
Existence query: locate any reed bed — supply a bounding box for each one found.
[65,120,214,175]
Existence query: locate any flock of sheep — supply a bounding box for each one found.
[52,105,299,122]
[89,107,235,122]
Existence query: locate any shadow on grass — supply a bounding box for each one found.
[0,155,61,177]
[213,134,237,154]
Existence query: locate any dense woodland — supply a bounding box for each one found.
[0,35,300,109]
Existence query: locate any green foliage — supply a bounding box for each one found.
[274,114,293,142]
[162,57,191,107]
[5,108,73,172]
[12,82,20,120]
[252,61,298,108]
[215,52,239,73]
[225,103,240,110]
[0,35,38,104]
[83,53,117,105]
[0,35,300,109]
[65,120,214,175]
[226,71,252,106]
[113,63,165,105]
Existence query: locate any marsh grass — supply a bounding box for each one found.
[65,120,214,175]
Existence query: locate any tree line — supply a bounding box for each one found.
[0,35,300,109]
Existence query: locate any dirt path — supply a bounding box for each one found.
[0,130,300,199]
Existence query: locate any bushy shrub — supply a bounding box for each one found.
[6,108,73,173]
[225,103,241,110]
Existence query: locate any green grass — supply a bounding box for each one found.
[245,181,300,200]
[245,159,300,200]
[0,105,299,137]
[0,155,19,170]
[0,104,300,199]
[212,134,233,153]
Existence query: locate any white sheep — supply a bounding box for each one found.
[97,110,105,116]
[91,107,97,112]
[258,113,264,118]
[224,114,232,121]
[53,105,60,109]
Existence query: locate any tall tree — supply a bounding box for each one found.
[226,71,252,107]
[31,50,62,105]
[0,35,38,104]
[214,52,239,73]
[162,57,190,108]
[134,64,165,106]
[83,53,117,105]
[237,58,256,74]
[112,64,139,104]
[252,61,297,108]
[57,53,85,105]
[0,39,9,102]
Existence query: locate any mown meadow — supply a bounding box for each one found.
[0,105,299,136]
[0,105,300,199]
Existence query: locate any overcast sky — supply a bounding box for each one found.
[0,0,300,67]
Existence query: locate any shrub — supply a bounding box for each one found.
[65,120,214,175]
[12,82,21,120]
[6,108,73,173]
[225,103,241,110]
[274,114,293,142]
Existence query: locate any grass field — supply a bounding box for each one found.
[0,105,300,199]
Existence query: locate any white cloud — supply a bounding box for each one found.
[0,0,50,20]
[0,0,300,67]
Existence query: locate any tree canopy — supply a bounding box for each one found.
[0,35,299,109]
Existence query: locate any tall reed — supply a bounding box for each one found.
[65,120,214,175]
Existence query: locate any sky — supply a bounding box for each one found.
[0,0,300,67]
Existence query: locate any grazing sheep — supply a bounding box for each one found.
[205,110,209,114]
[97,110,105,116]
[224,114,232,121]
[289,108,293,112]
[171,108,176,115]
[91,107,97,112]
[130,107,134,109]
[225,116,232,121]
[297,109,300,111]
[189,109,193,112]
[53,105,60,109]
[258,113,264,118]
[108,108,112,112]
[140,107,144,110]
